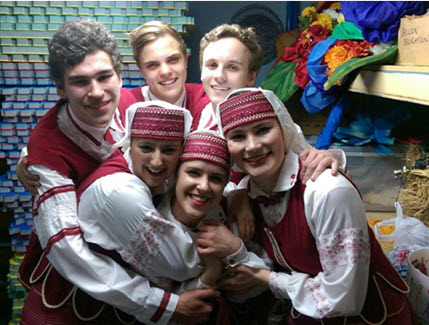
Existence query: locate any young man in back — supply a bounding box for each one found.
[120,20,209,129]
[198,24,343,183]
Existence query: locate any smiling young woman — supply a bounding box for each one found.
[199,87,417,325]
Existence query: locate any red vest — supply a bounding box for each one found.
[256,177,412,324]
[27,100,101,181]
[119,83,210,131]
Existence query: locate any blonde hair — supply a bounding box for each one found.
[199,24,263,75]
[129,20,187,67]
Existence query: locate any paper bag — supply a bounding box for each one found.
[397,14,429,66]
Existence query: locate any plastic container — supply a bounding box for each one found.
[306,137,406,212]
[342,144,406,211]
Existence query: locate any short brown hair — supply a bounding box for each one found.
[49,18,122,90]
[129,20,187,67]
[199,24,263,75]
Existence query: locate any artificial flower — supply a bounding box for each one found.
[323,8,341,20]
[297,24,330,58]
[325,45,348,77]
[312,13,333,31]
[302,6,317,19]
[324,39,374,77]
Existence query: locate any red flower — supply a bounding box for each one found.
[296,25,330,59]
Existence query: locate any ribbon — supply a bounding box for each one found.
[256,192,286,208]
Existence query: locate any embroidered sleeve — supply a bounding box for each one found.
[30,165,177,324]
[317,228,370,271]
[79,173,205,283]
[274,172,370,319]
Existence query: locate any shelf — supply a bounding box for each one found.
[348,65,429,106]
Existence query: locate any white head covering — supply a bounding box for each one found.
[216,87,308,153]
[113,100,193,153]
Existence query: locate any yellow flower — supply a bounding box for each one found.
[338,13,345,24]
[329,2,341,10]
[302,6,316,18]
[311,13,333,31]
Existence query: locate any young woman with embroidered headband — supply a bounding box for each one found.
[77,101,219,323]
[197,87,416,324]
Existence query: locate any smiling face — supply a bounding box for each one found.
[57,50,122,128]
[130,137,182,190]
[172,160,228,228]
[225,118,285,192]
[138,35,188,104]
[201,37,256,107]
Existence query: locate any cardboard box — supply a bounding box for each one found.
[397,13,429,66]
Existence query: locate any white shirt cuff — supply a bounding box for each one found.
[222,240,249,268]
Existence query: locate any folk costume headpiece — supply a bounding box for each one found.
[131,106,185,141]
[180,130,230,172]
[115,100,192,152]
[216,87,308,153]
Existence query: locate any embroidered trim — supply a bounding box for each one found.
[123,211,175,274]
[36,190,79,249]
[45,226,81,254]
[316,228,370,271]
[304,276,333,318]
[150,291,171,323]
[37,184,75,207]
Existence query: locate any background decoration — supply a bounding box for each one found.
[341,1,426,43]
[261,2,343,103]
[230,4,283,65]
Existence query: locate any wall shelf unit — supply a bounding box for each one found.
[348,65,429,106]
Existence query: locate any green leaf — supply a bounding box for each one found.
[261,61,300,103]
[298,16,310,31]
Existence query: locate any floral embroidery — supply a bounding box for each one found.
[124,210,175,274]
[316,228,370,271]
[264,204,284,225]
[304,276,333,317]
